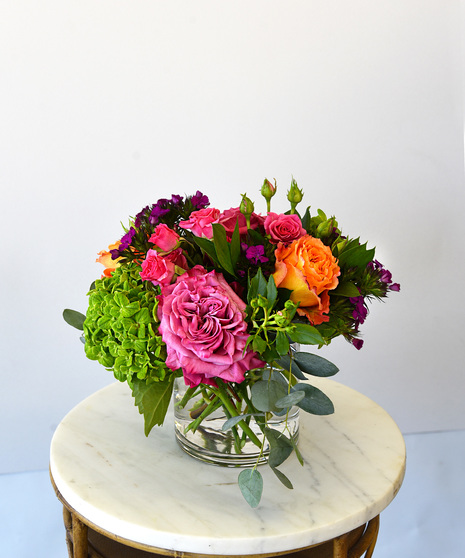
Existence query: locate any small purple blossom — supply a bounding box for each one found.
[351,338,364,350]
[350,296,368,326]
[242,243,268,265]
[191,190,209,209]
[111,227,136,259]
[170,194,184,206]
[368,259,400,292]
[149,200,170,225]
[134,206,150,228]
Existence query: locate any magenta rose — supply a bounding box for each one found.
[158,266,265,387]
[149,224,180,252]
[140,248,187,286]
[264,212,306,244]
[217,207,265,237]
[178,208,220,239]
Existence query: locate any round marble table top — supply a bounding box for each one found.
[50,378,405,556]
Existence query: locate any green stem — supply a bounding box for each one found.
[214,380,262,448]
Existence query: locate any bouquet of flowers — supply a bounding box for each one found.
[64,178,399,507]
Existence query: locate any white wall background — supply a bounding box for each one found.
[1,0,464,474]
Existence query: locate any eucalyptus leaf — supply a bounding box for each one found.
[293,352,339,377]
[63,309,86,331]
[271,467,293,489]
[222,414,262,431]
[238,469,263,508]
[292,383,335,415]
[250,380,287,413]
[265,428,294,468]
[275,390,306,409]
[290,323,325,345]
[275,355,306,381]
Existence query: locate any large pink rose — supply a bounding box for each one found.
[178,208,220,239]
[217,207,265,237]
[158,266,265,387]
[149,224,180,252]
[140,248,187,287]
[264,213,306,244]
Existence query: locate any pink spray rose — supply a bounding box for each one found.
[140,248,187,287]
[178,208,220,239]
[264,212,306,244]
[149,224,180,252]
[158,266,265,387]
[217,207,265,237]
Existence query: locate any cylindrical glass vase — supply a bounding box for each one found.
[173,373,300,467]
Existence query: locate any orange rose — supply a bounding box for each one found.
[96,241,121,278]
[273,235,340,324]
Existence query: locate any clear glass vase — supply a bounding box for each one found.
[173,371,300,467]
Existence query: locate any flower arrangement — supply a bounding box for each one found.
[64,178,399,507]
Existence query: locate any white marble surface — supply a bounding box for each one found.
[50,379,406,556]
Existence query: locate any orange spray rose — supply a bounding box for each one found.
[96,241,121,277]
[273,235,340,324]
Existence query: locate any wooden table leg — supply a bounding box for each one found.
[333,532,349,557]
[72,513,89,558]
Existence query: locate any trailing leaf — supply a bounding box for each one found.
[238,469,263,508]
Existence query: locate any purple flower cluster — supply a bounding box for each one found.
[368,260,400,292]
[191,190,209,209]
[111,227,136,260]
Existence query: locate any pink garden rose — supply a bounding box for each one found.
[178,207,220,239]
[149,224,180,252]
[140,248,187,287]
[217,207,265,237]
[158,266,265,387]
[264,212,306,244]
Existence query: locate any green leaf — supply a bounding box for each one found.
[212,223,235,276]
[230,220,241,268]
[266,275,278,307]
[293,383,335,415]
[275,331,290,356]
[331,282,361,297]
[271,467,293,489]
[337,239,376,271]
[275,355,307,381]
[265,428,294,468]
[293,352,339,377]
[192,236,219,266]
[301,206,311,232]
[63,309,86,331]
[238,469,263,508]
[290,435,304,466]
[132,374,175,436]
[275,390,306,409]
[290,323,325,345]
[252,335,267,354]
[250,380,287,413]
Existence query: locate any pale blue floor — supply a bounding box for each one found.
[1,430,464,558]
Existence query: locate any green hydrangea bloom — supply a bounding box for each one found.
[83,261,168,385]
